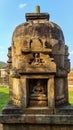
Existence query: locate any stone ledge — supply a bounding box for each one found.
[0,114,73,124]
[25,13,49,21]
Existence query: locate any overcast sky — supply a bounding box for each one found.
[0,0,73,68]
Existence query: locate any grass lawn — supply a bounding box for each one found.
[0,86,9,112]
[0,86,73,112]
[69,90,73,105]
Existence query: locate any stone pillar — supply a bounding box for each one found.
[35,6,40,13]
[47,76,55,108]
[20,77,28,108]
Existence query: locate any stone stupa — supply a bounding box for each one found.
[0,6,73,130]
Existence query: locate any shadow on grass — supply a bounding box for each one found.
[0,92,9,112]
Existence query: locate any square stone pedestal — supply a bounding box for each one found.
[0,107,73,130]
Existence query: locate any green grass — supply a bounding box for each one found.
[69,90,73,105]
[0,86,9,112]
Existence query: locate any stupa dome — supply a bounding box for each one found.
[12,9,65,47]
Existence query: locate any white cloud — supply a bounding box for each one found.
[70,51,73,54]
[19,3,27,9]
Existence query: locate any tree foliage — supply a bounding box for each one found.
[0,61,7,68]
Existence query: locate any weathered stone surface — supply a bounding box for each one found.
[9,9,70,107]
[1,114,73,130]
[0,5,71,130]
[1,113,73,124]
[0,124,2,130]
[2,124,73,130]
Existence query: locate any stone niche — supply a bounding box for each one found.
[1,6,73,130]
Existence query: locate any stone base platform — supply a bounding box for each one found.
[0,113,73,130]
[0,105,73,130]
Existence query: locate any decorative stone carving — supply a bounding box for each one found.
[29,79,47,106]
[5,5,70,110]
[1,6,73,130]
